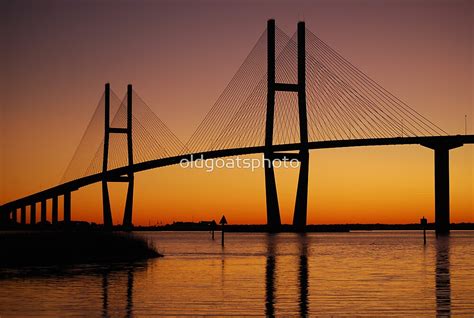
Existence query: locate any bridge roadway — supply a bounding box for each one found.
[2,134,473,212]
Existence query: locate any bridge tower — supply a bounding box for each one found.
[265,20,309,232]
[102,83,135,229]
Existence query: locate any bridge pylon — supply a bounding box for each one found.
[102,83,135,230]
[265,20,310,232]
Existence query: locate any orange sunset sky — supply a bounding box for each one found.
[1,0,472,225]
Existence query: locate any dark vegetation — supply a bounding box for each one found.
[0,230,161,267]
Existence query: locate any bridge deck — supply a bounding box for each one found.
[2,135,473,210]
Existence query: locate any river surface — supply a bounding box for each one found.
[0,231,473,317]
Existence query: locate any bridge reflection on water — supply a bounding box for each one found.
[435,236,451,317]
[92,233,455,317]
[101,266,135,318]
[86,233,455,317]
[263,234,452,317]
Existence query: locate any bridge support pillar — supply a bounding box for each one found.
[102,183,113,229]
[11,208,17,223]
[293,150,309,231]
[41,199,47,223]
[30,203,36,225]
[434,147,450,235]
[122,84,135,230]
[423,142,463,236]
[264,19,281,232]
[21,206,26,225]
[293,20,309,232]
[102,83,113,229]
[264,159,281,232]
[52,196,58,224]
[122,177,134,229]
[64,192,71,224]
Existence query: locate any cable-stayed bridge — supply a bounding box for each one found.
[1,20,472,234]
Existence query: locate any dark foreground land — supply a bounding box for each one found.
[0,230,161,267]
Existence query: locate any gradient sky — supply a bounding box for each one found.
[1,0,472,225]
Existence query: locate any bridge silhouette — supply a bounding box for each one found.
[1,20,472,234]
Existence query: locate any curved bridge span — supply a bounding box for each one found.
[3,135,473,206]
[2,135,472,226]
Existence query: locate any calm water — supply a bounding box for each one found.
[0,231,473,317]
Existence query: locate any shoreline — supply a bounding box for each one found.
[134,222,474,232]
[2,222,473,233]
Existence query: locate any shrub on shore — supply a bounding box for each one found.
[0,230,162,266]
